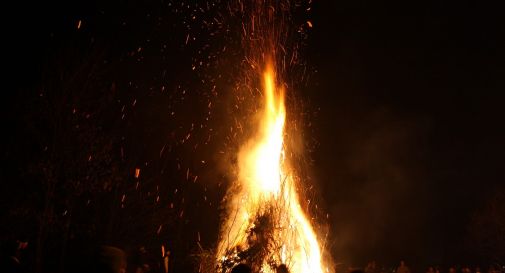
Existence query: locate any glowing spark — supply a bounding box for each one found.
[217,60,326,273]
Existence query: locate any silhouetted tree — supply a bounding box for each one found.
[467,187,505,263]
[19,44,127,273]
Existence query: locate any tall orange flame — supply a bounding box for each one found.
[217,60,329,273]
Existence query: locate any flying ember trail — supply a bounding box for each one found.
[213,1,332,273]
[216,60,328,273]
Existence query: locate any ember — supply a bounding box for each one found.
[215,60,329,273]
[211,1,332,272]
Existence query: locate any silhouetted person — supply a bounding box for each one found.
[462,266,471,273]
[426,266,435,273]
[366,261,377,273]
[277,264,289,273]
[396,261,410,273]
[231,263,252,273]
[132,246,150,273]
[90,245,127,273]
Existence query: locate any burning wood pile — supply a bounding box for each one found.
[219,181,295,272]
[199,1,332,273]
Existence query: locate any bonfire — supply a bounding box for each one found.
[201,1,332,273]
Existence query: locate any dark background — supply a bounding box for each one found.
[2,0,504,272]
[308,1,505,268]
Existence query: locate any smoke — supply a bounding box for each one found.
[310,101,431,268]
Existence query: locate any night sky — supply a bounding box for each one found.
[3,0,505,272]
[308,1,504,267]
